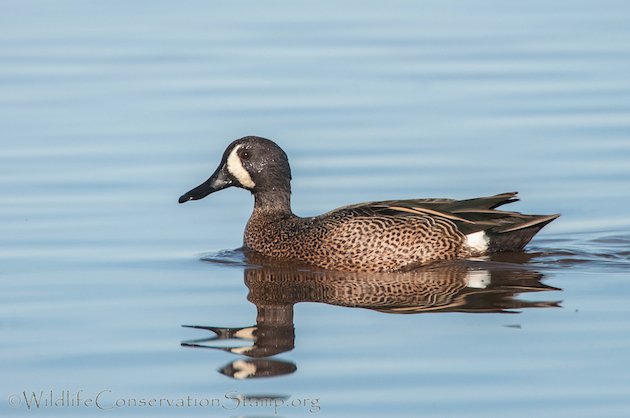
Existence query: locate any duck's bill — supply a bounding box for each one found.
[178,166,232,203]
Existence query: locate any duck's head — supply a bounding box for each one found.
[179,136,292,204]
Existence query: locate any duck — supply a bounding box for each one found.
[179,136,559,272]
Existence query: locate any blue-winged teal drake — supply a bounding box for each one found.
[179,136,559,272]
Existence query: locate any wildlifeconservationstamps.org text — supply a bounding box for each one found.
[8,389,321,414]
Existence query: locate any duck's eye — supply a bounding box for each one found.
[240,150,251,161]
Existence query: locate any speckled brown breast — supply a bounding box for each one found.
[244,206,470,272]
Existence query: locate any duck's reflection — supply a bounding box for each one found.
[182,252,560,379]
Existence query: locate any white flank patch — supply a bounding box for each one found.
[465,270,491,289]
[226,144,255,188]
[465,231,489,253]
[232,359,257,380]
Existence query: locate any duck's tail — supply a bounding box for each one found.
[486,213,560,252]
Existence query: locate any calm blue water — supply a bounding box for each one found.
[2,1,630,417]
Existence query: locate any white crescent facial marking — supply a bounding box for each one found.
[234,327,256,340]
[232,359,257,380]
[226,144,255,188]
[230,346,254,355]
[466,231,489,253]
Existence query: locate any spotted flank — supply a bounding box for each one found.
[180,136,559,272]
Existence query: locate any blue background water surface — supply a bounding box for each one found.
[2,1,630,417]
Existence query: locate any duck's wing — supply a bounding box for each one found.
[330,192,559,250]
[338,191,519,213]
